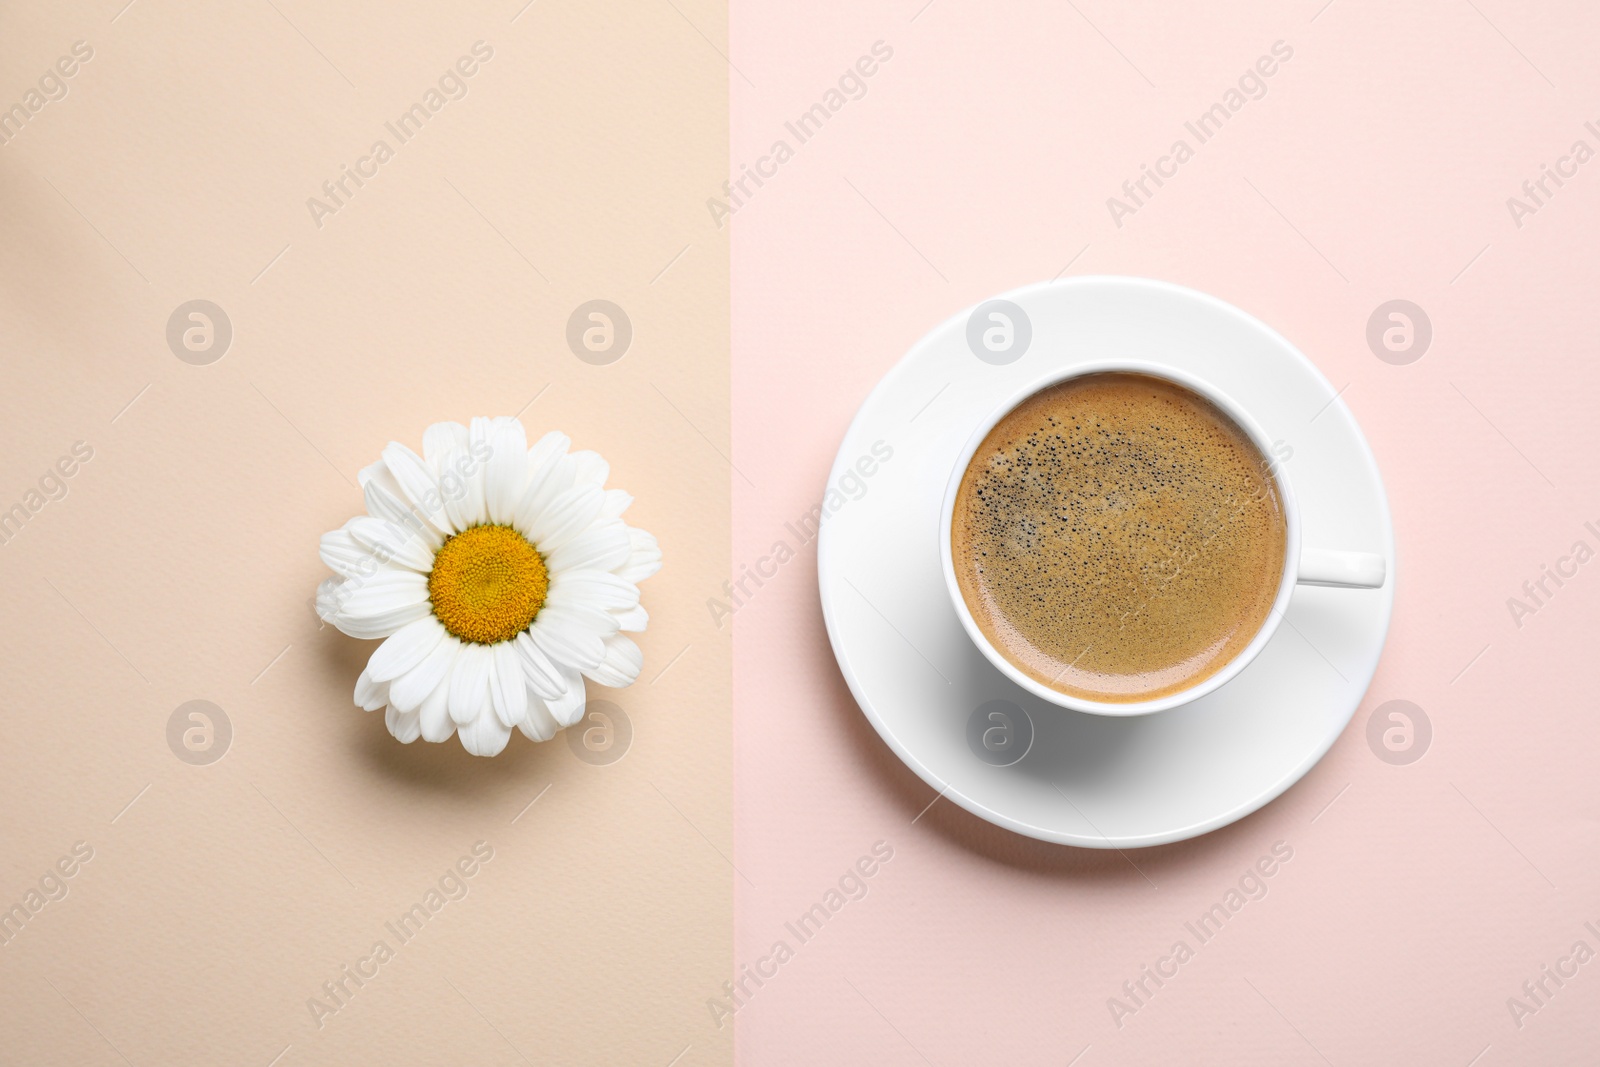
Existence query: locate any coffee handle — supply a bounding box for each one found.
[1298,548,1386,589]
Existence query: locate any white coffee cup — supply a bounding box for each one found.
[939,360,1385,717]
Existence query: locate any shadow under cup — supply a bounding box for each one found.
[943,365,1296,715]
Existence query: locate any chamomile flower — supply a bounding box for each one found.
[316,417,659,756]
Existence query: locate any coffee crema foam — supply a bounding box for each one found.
[952,372,1287,703]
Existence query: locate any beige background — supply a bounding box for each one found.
[0,1,729,1064]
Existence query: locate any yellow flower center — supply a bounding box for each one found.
[427,524,548,645]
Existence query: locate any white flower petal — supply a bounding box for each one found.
[358,458,389,489]
[362,473,443,549]
[458,709,511,756]
[320,528,370,580]
[531,610,605,670]
[385,704,422,743]
[422,421,469,476]
[442,417,492,531]
[354,669,388,711]
[548,570,640,612]
[448,643,492,725]
[526,485,606,552]
[513,441,575,534]
[570,450,609,488]
[614,527,662,584]
[546,669,587,727]
[484,417,531,524]
[347,516,437,572]
[390,634,459,712]
[382,443,451,532]
[439,426,486,532]
[327,571,431,639]
[418,675,455,742]
[315,578,344,626]
[329,604,430,641]
[599,489,633,520]
[367,616,446,683]
[518,695,561,742]
[544,522,630,574]
[613,604,648,633]
[583,634,643,688]
[525,431,570,483]
[513,631,566,700]
[548,602,620,640]
[490,642,529,728]
[328,571,430,636]
[334,569,428,610]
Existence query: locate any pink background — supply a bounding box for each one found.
[732,1,1600,1063]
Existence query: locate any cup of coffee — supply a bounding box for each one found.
[939,361,1385,716]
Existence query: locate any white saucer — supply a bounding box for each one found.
[817,277,1395,848]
